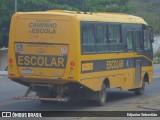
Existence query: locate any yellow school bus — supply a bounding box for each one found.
[8,10,153,105]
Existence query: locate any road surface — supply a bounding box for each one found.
[0,64,160,120]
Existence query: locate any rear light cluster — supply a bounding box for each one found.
[69,61,76,77]
[70,61,75,67]
[9,59,13,64]
[9,59,14,70]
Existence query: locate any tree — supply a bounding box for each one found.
[0,0,133,48]
[0,0,15,48]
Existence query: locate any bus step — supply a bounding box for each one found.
[13,96,70,102]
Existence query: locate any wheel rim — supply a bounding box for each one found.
[100,88,106,103]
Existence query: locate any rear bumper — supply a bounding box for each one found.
[10,79,30,86]
[10,77,77,87]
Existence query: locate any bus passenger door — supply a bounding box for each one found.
[123,25,135,89]
[135,60,141,87]
[123,25,143,88]
[134,29,143,87]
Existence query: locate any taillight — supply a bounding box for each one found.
[9,59,13,64]
[70,61,75,67]
[69,61,75,76]
[9,58,14,71]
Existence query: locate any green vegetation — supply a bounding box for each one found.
[0,0,160,48]
[0,0,132,48]
[154,50,160,64]
[130,0,160,34]
[153,41,160,64]
[130,0,160,63]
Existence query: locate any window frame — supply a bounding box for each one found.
[95,23,109,53]
[134,30,142,50]
[81,22,96,54]
[126,30,134,51]
[108,23,123,52]
[108,24,121,44]
[80,22,145,55]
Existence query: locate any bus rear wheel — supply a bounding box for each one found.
[134,81,145,95]
[95,83,107,106]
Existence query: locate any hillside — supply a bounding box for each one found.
[130,0,160,34]
[129,0,160,54]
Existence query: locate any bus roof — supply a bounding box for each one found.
[48,10,147,25]
[47,10,147,25]
[15,10,147,25]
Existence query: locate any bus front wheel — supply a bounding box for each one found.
[95,83,107,106]
[134,81,145,95]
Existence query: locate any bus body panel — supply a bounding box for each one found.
[8,13,80,84]
[8,11,153,93]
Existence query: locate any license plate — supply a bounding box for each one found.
[22,69,34,74]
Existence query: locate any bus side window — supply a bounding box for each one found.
[81,23,96,54]
[96,24,109,53]
[126,31,133,51]
[108,24,122,52]
[135,30,142,50]
[144,29,151,51]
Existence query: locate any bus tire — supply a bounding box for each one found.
[134,81,145,95]
[95,83,107,106]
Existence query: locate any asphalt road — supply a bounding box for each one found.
[0,65,160,119]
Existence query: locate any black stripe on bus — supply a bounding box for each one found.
[81,57,152,73]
